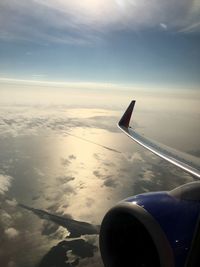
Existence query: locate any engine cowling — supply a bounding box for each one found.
[99,182,200,267]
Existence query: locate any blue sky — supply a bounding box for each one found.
[0,0,200,88]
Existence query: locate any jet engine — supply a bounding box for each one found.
[100,182,200,267]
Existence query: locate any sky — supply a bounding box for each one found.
[0,0,200,88]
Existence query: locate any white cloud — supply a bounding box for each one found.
[143,170,155,181]
[0,174,13,195]
[160,23,167,30]
[5,227,19,239]
[6,198,18,207]
[0,211,12,227]
[0,0,199,44]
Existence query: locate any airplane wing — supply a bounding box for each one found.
[118,100,200,179]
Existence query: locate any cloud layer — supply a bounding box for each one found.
[0,101,197,267]
[0,91,199,266]
[0,0,199,44]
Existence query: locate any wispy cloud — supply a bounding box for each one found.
[0,0,199,44]
[160,23,168,30]
[179,22,200,33]
[0,77,131,90]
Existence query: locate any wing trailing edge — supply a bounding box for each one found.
[118,101,200,179]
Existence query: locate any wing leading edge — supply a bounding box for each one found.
[118,100,200,179]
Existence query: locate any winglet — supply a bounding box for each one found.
[118,100,136,128]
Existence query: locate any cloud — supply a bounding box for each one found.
[179,21,200,33]
[60,158,71,167]
[133,160,193,195]
[0,78,131,91]
[41,221,60,236]
[142,170,155,181]
[93,170,104,179]
[93,153,101,161]
[69,154,76,160]
[160,23,168,30]
[0,104,120,139]
[124,152,144,163]
[56,175,75,184]
[0,174,13,195]
[5,227,19,239]
[6,198,18,207]
[93,169,118,188]
[103,177,118,188]
[0,210,12,227]
[86,197,95,208]
[0,0,199,44]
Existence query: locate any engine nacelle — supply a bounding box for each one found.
[100,182,200,267]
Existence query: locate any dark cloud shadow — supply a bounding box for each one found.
[19,204,100,238]
[103,178,118,188]
[38,239,97,267]
[18,204,100,267]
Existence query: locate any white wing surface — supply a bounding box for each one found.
[118,101,200,179]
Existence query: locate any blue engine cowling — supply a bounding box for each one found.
[99,182,200,267]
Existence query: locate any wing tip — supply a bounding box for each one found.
[118,100,136,128]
